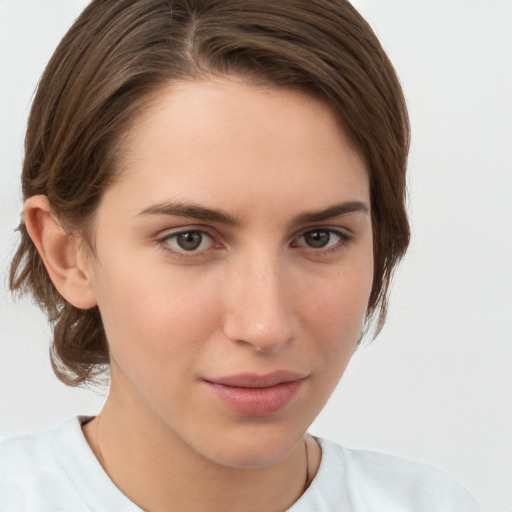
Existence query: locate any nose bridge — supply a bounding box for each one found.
[223,247,293,351]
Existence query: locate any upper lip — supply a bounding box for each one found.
[204,371,307,388]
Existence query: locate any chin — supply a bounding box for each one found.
[196,422,306,470]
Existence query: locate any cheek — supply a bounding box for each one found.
[93,262,222,364]
[306,264,373,329]
[299,259,374,364]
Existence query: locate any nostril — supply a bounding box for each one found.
[223,310,294,353]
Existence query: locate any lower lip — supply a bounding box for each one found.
[204,379,303,417]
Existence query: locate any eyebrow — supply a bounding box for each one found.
[291,201,369,225]
[136,200,369,225]
[137,202,239,225]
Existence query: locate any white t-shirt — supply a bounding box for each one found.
[0,417,479,511]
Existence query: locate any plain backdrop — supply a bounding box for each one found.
[1,1,511,510]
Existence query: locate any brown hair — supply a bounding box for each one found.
[9,0,410,386]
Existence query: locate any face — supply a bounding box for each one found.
[86,78,373,469]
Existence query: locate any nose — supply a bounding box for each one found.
[222,253,295,353]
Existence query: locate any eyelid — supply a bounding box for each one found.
[154,224,354,259]
[156,226,219,257]
[294,225,352,240]
[292,226,353,253]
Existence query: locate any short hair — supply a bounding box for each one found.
[10,0,410,386]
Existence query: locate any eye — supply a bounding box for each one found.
[295,229,347,250]
[162,230,214,253]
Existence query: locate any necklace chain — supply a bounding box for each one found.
[303,436,310,491]
[96,416,311,500]
[96,414,106,469]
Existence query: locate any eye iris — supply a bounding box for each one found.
[176,231,203,251]
[305,230,330,248]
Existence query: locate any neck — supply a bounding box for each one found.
[83,391,318,512]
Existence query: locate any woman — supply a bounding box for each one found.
[1,1,479,510]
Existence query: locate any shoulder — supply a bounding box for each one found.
[0,417,141,511]
[0,423,58,479]
[315,438,480,512]
[0,417,85,472]
[0,417,93,510]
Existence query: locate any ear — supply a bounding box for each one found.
[24,195,97,309]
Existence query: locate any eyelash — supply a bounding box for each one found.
[156,227,352,258]
[292,228,351,255]
[156,229,215,258]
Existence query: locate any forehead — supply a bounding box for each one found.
[103,78,369,220]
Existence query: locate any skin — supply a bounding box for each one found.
[26,78,373,511]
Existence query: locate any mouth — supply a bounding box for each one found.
[203,371,306,417]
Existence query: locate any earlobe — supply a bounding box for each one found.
[24,195,97,309]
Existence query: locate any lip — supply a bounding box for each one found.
[203,371,306,417]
